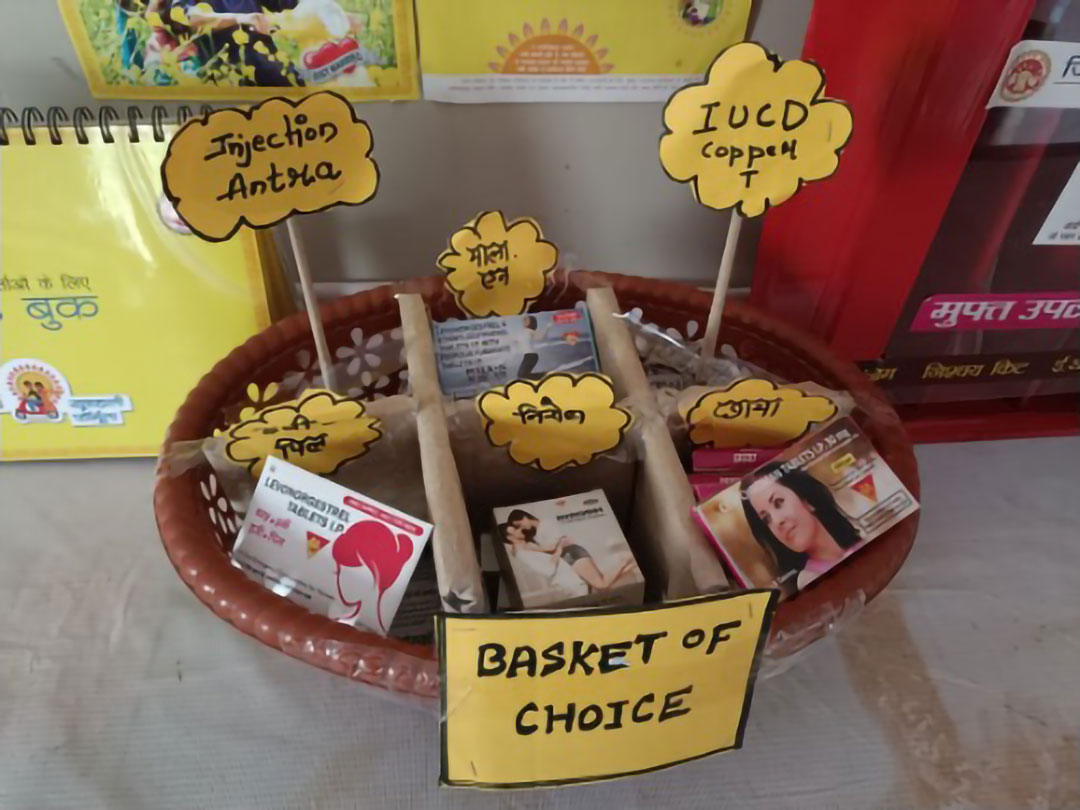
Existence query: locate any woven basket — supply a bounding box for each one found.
[154,271,919,703]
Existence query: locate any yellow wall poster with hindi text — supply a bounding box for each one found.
[58,0,418,101]
[438,590,777,788]
[416,0,752,103]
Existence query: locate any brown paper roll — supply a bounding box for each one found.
[586,286,730,596]
[397,294,487,614]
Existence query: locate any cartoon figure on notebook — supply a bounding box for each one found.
[5,365,66,423]
[500,510,637,593]
[741,461,862,593]
[0,359,133,429]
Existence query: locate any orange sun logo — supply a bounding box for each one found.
[489,19,613,75]
[6,362,64,401]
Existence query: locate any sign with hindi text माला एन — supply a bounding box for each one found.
[660,41,853,218]
[438,590,777,788]
[436,210,558,318]
[161,91,379,242]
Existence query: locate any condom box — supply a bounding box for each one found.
[434,306,600,398]
[492,489,644,611]
[231,458,434,637]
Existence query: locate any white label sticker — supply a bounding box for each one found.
[232,458,433,636]
[1034,161,1080,245]
[988,40,1080,109]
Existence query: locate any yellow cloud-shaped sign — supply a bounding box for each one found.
[477,373,631,472]
[225,389,381,477]
[162,92,379,242]
[660,41,853,217]
[437,211,558,317]
[683,378,837,449]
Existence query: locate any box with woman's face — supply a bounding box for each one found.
[492,490,644,611]
[694,418,918,596]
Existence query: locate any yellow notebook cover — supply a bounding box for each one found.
[416,0,751,102]
[58,0,418,102]
[0,126,270,460]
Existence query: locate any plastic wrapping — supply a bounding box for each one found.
[760,589,866,680]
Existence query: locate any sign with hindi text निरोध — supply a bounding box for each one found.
[683,378,838,449]
[161,91,379,242]
[476,372,631,472]
[660,41,853,217]
[437,210,558,317]
[438,590,777,788]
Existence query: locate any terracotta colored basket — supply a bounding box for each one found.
[154,271,920,703]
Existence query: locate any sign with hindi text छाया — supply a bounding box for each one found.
[437,210,558,317]
[682,378,838,449]
[438,590,777,788]
[161,92,379,242]
[660,41,853,217]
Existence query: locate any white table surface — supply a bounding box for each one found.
[1,437,1078,809]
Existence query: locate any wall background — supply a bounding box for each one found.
[0,0,813,285]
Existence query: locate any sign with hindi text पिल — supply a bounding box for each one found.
[437,210,558,317]
[660,42,853,217]
[683,378,838,449]
[225,389,381,477]
[438,590,777,788]
[162,92,379,242]
[476,372,631,472]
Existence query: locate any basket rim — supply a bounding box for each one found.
[154,271,920,693]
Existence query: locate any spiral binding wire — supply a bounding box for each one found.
[0,104,214,147]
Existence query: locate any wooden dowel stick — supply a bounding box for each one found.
[700,212,744,360]
[286,217,336,391]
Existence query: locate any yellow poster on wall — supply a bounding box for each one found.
[57,0,419,101]
[0,125,271,460]
[416,0,752,103]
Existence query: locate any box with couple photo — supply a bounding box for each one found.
[695,417,919,597]
[492,489,644,610]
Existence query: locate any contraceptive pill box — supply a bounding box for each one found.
[433,306,601,398]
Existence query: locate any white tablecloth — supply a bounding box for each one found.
[2,438,1077,809]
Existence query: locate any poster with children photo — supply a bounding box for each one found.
[695,418,919,598]
[59,0,419,100]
